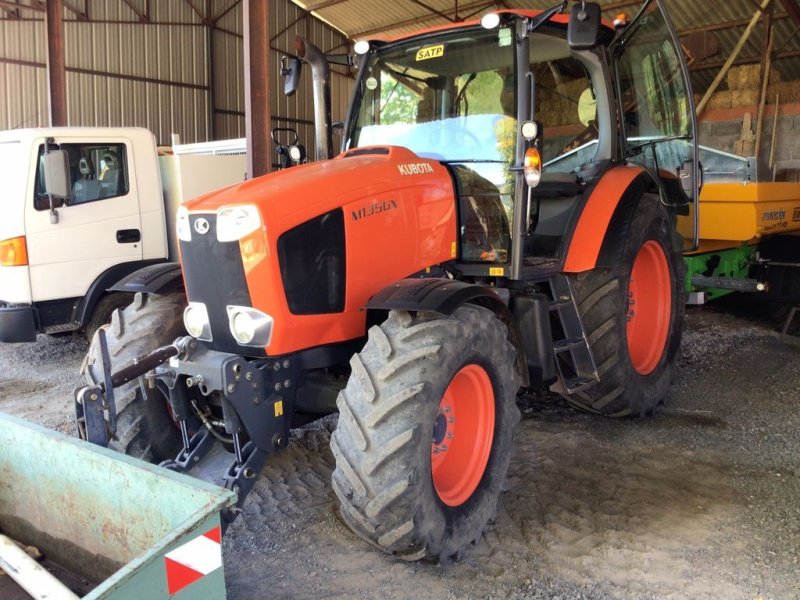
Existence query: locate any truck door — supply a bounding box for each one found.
[26,138,143,303]
[610,0,700,249]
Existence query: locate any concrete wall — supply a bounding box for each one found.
[698,105,800,179]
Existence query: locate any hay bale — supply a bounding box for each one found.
[727,64,761,91]
[768,80,800,104]
[731,88,760,108]
[708,90,733,110]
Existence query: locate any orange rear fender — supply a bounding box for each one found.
[563,165,650,273]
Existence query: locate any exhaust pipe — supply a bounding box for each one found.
[295,36,334,161]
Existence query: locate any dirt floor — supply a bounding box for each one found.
[0,301,798,600]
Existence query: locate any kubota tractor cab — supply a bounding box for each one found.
[76,0,699,563]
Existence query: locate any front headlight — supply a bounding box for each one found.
[217,205,262,242]
[226,305,273,347]
[176,206,192,242]
[183,302,212,341]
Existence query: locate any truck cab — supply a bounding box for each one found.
[0,127,246,342]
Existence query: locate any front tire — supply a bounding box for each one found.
[81,292,185,462]
[331,304,520,562]
[565,194,685,417]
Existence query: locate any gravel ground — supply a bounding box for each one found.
[0,301,798,599]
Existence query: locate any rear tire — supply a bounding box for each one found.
[81,292,185,462]
[564,194,685,417]
[331,304,520,562]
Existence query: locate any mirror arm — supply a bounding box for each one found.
[44,137,59,224]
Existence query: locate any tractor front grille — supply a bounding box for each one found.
[180,213,264,356]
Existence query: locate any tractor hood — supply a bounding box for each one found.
[178,145,458,357]
[182,146,452,233]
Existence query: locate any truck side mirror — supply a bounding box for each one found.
[44,149,71,199]
[568,2,601,50]
[282,56,302,97]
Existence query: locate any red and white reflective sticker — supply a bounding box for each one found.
[164,527,222,595]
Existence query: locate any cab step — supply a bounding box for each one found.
[547,275,599,395]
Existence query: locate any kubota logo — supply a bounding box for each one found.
[398,162,434,176]
[194,218,210,235]
[351,200,398,221]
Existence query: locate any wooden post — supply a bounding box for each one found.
[45,0,67,126]
[755,4,775,158]
[243,0,271,179]
[696,0,771,115]
[769,93,780,180]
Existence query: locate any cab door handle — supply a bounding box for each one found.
[116,229,141,243]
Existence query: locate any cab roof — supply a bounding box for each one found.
[373,9,616,43]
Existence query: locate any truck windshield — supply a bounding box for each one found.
[348,26,517,173]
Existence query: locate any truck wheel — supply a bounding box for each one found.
[81,292,185,462]
[84,292,134,342]
[565,194,685,417]
[331,304,520,562]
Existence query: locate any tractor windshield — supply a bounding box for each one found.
[348,27,517,263]
[348,27,517,184]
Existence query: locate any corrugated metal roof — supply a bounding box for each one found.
[296,0,800,92]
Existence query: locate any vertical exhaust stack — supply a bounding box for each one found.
[295,36,334,161]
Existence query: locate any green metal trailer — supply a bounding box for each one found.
[0,412,236,599]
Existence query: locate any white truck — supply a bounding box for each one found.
[0,127,246,342]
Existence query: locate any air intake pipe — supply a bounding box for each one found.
[295,36,333,161]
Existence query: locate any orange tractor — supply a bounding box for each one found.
[76,0,700,562]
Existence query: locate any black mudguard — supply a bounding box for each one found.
[109,262,185,296]
[366,278,530,386]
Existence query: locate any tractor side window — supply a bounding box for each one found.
[613,2,698,249]
[531,52,599,173]
[614,5,694,192]
[33,143,129,210]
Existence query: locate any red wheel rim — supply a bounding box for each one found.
[431,364,495,507]
[626,240,672,375]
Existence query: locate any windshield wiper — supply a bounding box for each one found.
[626,134,692,157]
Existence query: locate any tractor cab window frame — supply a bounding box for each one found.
[610,0,700,249]
[529,30,612,176]
[33,142,130,211]
[347,26,518,266]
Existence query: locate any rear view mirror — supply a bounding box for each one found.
[44,149,71,199]
[281,56,302,97]
[568,2,601,50]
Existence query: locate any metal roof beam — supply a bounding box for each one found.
[779,0,800,26]
[184,0,207,23]
[351,0,505,37]
[62,0,87,20]
[690,47,800,70]
[0,0,43,11]
[677,11,787,36]
[210,0,240,23]
[119,0,149,22]
[0,0,20,17]
[305,0,351,10]
[408,0,457,23]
